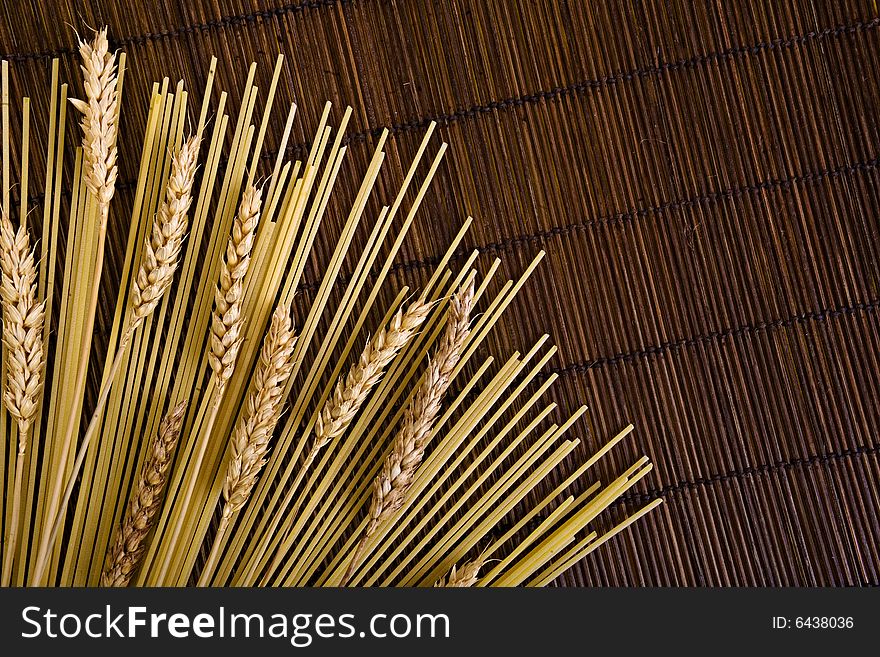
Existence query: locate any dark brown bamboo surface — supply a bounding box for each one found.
[1,0,879,586]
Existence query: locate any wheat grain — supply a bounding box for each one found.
[434,557,483,587]
[69,27,118,215]
[340,278,475,584]
[130,134,200,326]
[209,185,261,390]
[0,212,45,586]
[371,276,474,525]
[314,297,432,452]
[255,296,432,584]
[32,135,200,584]
[197,304,297,586]
[223,303,297,514]
[0,212,45,435]
[101,401,187,587]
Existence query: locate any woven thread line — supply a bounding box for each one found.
[1,10,876,163]
[252,16,880,164]
[107,14,880,191]
[95,166,880,361]
[619,440,880,586]
[334,154,880,289]
[497,438,880,532]
[47,148,880,304]
[541,299,880,377]
[1,4,873,65]
[0,0,350,62]
[515,443,880,532]
[331,17,880,151]
[500,441,879,550]
[84,153,880,290]
[19,15,878,237]
[621,443,880,506]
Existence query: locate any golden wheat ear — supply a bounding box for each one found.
[315,296,433,452]
[69,25,119,218]
[0,211,45,434]
[130,134,201,328]
[197,303,298,586]
[101,401,187,587]
[0,211,46,586]
[209,184,262,390]
[32,133,199,584]
[434,557,484,587]
[342,276,475,584]
[372,277,474,519]
[223,302,298,514]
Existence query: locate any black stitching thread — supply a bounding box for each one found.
[540,298,880,378]
[28,149,880,308]
[0,0,351,62]
[495,302,880,537]
[299,154,880,293]
[499,442,879,538]
[620,443,880,506]
[0,6,874,66]
[329,17,880,148]
[8,12,880,230]
[17,15,879,245]
[470,157,880,254]
[91,15,880,187]
[253,16,880,165]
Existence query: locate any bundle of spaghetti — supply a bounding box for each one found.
[0,29,660,588]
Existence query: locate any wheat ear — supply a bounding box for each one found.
[209,184,261,390]
[315,297,433,451]
[130,135,200,327]
[101,401,187,587]
[33,135,198,583]
[70,26,119,218]
[0,212,45,586]
[198,303,297,586]
[35,27,121,585]
[254,295,432,585]
[157,185,262,584]
[434,557,484,587]
[343,277,475,584]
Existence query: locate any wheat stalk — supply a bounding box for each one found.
[198,303,297,586]
[342,276,475,583]
[434,557,483,587]
[32,134,199,583]
[0,212,45,586]
[36,27,122,585]
[253,296,432,584]
[157,184,262,584]
[101,401,187,587]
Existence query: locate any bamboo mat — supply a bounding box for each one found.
[1,0,878,586]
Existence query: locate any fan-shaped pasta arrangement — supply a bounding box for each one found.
[0,29,660,588]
